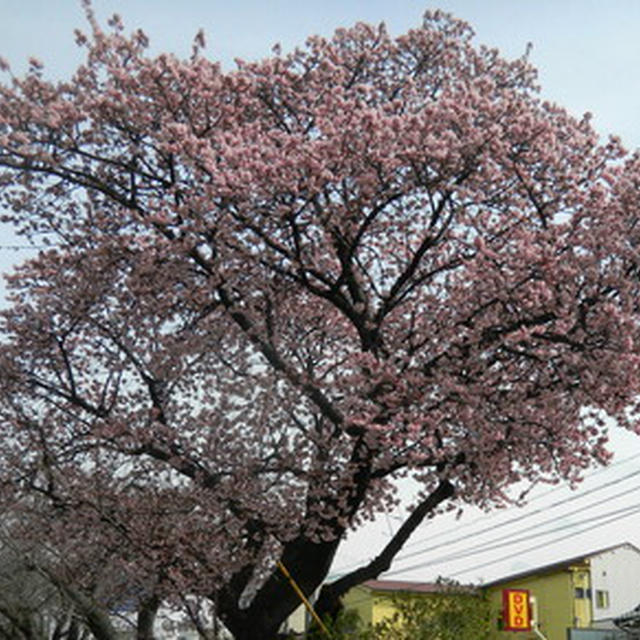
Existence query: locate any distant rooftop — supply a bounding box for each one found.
[361,579,476,594]
[483,542,640,587]
[362,580,443,593]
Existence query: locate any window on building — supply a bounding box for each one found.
[595,590,610,609]
[575,588,586,598]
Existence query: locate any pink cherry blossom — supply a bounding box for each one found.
[1,6,639,639]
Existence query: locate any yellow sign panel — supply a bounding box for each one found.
[502,589,531,631]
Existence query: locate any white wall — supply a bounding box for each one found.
[590,544,640,622]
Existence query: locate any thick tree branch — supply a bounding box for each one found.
[315,479,455,616]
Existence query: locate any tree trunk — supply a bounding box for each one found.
[217,480,455,638]
[136,594,160,640]
[315,480,455,620]
[218,536,343,640]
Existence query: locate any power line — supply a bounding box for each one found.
[401,451,640,551]
[446,505,640,579]
[384,502,640,577]
[392,466,640,564]
[0,245,49,251]
[330,457,640,578]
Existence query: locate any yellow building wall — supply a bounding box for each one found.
[487,565,591,640]
[342,587,431,628]
[343,572,592,640]
[341,585,374,627]
[342,587,440,629]
[343,586,487,637]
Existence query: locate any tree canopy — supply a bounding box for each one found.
[1,5,640,639]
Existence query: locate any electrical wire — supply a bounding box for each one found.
[401,451,640,551]
[0,245,49,250]
[383,502,640,577]
[330,457,640,578]
[392,467,640,565]
[445,505,640,579]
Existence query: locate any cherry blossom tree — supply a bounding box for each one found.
[0,507,165,640]
[1,5,640,639]
[0,537,92,640]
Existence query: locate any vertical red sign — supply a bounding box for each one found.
[502,589,532,631]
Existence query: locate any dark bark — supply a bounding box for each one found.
[0,603,33,640]
[217,535,343,640]
[314,479,455,620]
[136,594,160,640]
[216,437,376,639]
[64,618,84,640]
[216,480,455,639]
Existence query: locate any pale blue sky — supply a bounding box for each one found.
[3,1,640,146]
[2,0,640,583]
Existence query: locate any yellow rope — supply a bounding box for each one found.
[277,560,332,638]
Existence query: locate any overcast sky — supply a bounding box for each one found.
[2,0,640,584]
